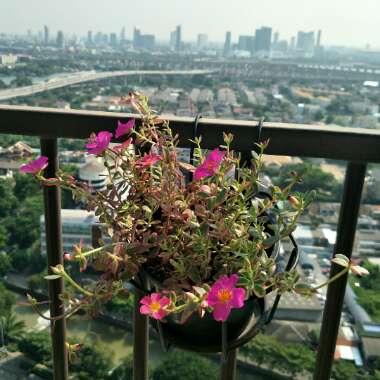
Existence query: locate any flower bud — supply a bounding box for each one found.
[288,196,300,208]
[199,185,211,195]
[182,209,194,222]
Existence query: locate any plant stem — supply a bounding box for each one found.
[61,271,94,297]
[312,265,350,291]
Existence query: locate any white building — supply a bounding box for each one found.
[79,156,108,192]
[0,54,17,67]
[40,209,99,254]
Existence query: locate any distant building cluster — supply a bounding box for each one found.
[15,24,324,59]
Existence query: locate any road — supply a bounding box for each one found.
[0,69,216,101]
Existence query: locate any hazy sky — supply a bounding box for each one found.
[1,0,379,48]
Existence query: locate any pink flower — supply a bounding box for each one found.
[140,293,170,320]
[85,131,113,155]
[136,153,161,169]
[19,156,49,174]
[115,119,135,138]
[194,149,226,181]
[207,274,245,322]
[112,137,133,153]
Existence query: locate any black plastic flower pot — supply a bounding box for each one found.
[137,240,285,354]
[153,294,267,353]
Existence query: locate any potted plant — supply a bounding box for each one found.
[21,93,369,355]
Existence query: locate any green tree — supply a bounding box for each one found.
[331,360,358,380]
[0,252,11,276]
[264,162,343,201]
[18,331,52,364]
[108,355,133,380]
[240,334,315,376]
[70,343,113,380]
[0,282,16,317]
[151,351,218,380]
[0,312,25,344]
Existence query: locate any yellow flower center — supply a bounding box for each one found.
[150,302,161,312]
[217,289,232,304]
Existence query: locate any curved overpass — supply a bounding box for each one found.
[0,69,216,101]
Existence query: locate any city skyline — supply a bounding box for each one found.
[0,0,380,48]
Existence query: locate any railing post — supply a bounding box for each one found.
[221,349,237,380]
[314,162,366,380]
[40,138,69,380]
[133,287,149,380]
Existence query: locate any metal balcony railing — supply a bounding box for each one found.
[1,104,380,380]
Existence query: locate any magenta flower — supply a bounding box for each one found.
[207,274,245,322]
[115,119,135,138]
[140,293,170,320]
[194,149,226,181]
[85,131,113,155]
[19,156,48,174]
[112,137,133,153]
[136,153,161,169]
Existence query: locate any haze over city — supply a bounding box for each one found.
[0,0,380,48]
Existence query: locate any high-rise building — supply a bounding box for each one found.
[133,27,141,48]
[224,31,232,55]
[56,31,64,48]
[110,33,118,46]
[140,34,155,50]
[120,27,126,43]
[238,35,254,52]
[43,25,49,45]
[316,30,322,48]
[273,31,279,48]
[171,25,182,51]
[87,30,93,46]
[296,31,315,53]
[290,36,296,51]
[254,27,272,52]
[197,33,208,49]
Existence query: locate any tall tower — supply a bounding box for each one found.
[133,27,141,48]
[175,25,182,51]
[316,30,322,48]
[120,27,126,43]
[224,31,232,55]
[87,31,93,45]
[56,31,64,48]
[254,27,272,52]
[44,25,49,45]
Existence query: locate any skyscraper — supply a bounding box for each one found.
[87,31,93,46]
[170,25,182,51]
[273,31,279,48]
[296,31,315,53]
[133,27,141,48]
[238,35,254,52]
[197,34,208,49]
[224,31,232,56]
[316,30,322,48]
[44,25,49,45]
[56,31,64,48]
[110,33,118,46]
[290,36,296,51]
[254,27,272,53]
[120,27,126,43]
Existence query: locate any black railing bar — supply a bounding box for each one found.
[221,349,237,380]
[40,138,69,380]
[1,105,380,162]
[314,162,367,380]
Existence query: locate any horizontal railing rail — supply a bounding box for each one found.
[1,104,380,162]
[1,104,380,380]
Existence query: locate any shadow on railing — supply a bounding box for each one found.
[1,104,380,380]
